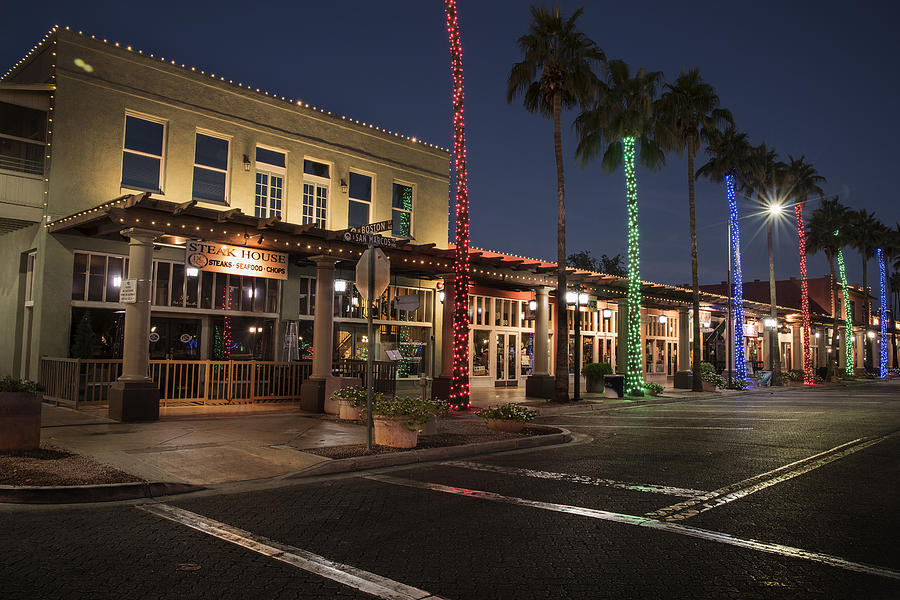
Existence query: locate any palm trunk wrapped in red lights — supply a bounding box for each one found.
[445,0,470,408]
[794,204,814,384]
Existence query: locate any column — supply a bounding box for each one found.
[526,286,553,398]
[616,302,628,375]
[816,329,827,368]
[431,276,454,400]
[791,324,802,374]
[301,255,339,412]
[109,228,161,422]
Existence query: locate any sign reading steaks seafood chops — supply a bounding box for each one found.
[185,240,288,280]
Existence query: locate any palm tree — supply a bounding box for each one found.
[783,155,826,384]
[658,70,733,391]
[846,209,882,371]
[806,197,850,380]
[746,143,786,385]
[507,6,605,402]
[697,127,753,382]
[575,59,668,396]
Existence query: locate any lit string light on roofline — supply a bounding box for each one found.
[1,26,448,152]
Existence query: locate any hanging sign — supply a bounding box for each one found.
[393,294,420,311]
[185,240,288,280]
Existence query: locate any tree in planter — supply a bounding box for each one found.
[71,312,96,359]
[581,362,612,392]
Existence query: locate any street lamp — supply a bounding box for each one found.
[567,290,588,401]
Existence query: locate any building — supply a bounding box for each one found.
[2,28,851,420]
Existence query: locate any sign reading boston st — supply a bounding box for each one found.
[185,241,288,280]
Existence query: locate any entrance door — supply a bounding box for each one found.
[495,332,518,387]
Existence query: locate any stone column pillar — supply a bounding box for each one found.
[677,309,690,370]
[526,286,553,398]
[109,228,161,422]
[791,324,802,373]
[301,255,339,412]
[616,302,628,375]
[816,329,826,368]
[432,276,454,400]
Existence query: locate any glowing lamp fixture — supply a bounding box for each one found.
[334,279,347,293]
[867,330,876,339]
[602,308,612,319]
[565,291,577,304]
[814,331,820,339]
[248,326,258,333]
[768,203,783,216]
[764,318,777,329]
[112,276,121,287]
[186,267,199,277]
[658,315,667,324]
[528,300,537,311]
[439,291,445,303]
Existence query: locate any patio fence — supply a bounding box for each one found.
[40,358,396,409]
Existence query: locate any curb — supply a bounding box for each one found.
[288,425,572,479]
[0,481,206,505]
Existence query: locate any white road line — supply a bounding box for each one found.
[556,425,754,430]
[589,416,798,421]
[441,461,708,497]
[139,504,445,600]
[367,475,900,582]
[645,435,891,522]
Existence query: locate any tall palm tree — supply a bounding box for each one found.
[658,70,733,391]
[746,143,786,385]
[697,127,753,382]
[846,209,882,371]
[806,197,850,380]
[783,155,826,384]
[507,6,605,402]
[575,59,667,396]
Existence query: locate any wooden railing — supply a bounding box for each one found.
[40,357,396,408]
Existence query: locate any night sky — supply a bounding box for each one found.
[4,1,898,289]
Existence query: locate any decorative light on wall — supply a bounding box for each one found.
[794,204,814,384]
[446,0,471,409]
[725,174,747,382]
[623,136,644,396]
[836,245,853,375]
[877,248,888,378]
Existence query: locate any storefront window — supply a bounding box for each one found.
[153,262,170,306]
[472,330,490,377]
[381,325,427,377]
[72,253,87,300]
[88,255,105,301]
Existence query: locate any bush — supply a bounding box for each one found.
[475,402,537,423]
[370,395,432,427]
[726,378,750,390]
[0,376,42,393]
[643,382,663,396]
[699,362,726,388]
[785,369,805,382]
[330,386,377,407]
[581,362,613,381]
[423,397,450,418]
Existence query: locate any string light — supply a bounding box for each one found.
[877,248,888,378]
[446,0,470,409]
[726,174,747,382]
[794,204,814,384]
[836,243,853,375]
[623,137,644,395]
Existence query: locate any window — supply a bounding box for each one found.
[348,171,372,227]
[122,114,165,191]
[24,252,36,304]
[192,132,229,203]
[392,182,413,237]
[254,147,285,218]
[0,102,47,175]
[71,252,128,303]
[302,159,329,228]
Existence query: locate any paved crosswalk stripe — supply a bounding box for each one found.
[368,475,900,582]
[139,503,445,600]
[442,460,708,497]
[557,425,754,430]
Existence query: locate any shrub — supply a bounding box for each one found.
[726,378,750,390]
[370,395,432,427]
[785,369,805,382]
[643,382,663,396]
[0,376,42,393]
[330,386,376,407]
[581,362,613,381]
[699,362,726,388]
[475,402,537,423]
[423,397,450,418]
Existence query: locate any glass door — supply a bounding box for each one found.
[495,332,519,387]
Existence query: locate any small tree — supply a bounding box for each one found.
[71,312,96,359]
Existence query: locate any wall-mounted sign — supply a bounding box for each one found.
[120,278,137,303]
[179,333,193,343]
[185,240,288,280]
[149,332,160,343]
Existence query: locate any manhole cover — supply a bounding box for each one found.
[176,563,202,572]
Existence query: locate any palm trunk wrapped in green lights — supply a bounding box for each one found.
[836,246,854,375]
[623,136,644,395]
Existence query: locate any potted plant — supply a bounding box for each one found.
[475,402,537,433]
[581,362,612,393]
[643,382,664,397]
[419,397,450,436]
[330,386,372,421]
[370,395,431,448]
[0,376,43,452]
[699,362,725,392]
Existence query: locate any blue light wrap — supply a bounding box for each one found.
[726,174,747,381]
[877,248,888,378]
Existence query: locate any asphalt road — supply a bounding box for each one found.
[3,382,899,599]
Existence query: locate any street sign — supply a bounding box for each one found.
[120,278,137,303]
[356,248,390,301]
[349,219,392,235]
[342,230,398,248]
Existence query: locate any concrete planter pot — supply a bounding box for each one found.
[585,377,605,393]
[0,391,41,451]
[339,401,365,421]
[373,416,419,448]
[484,418,525,433]
[701,380,716,392]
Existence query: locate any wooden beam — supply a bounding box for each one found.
[216,208,242,223]
[257,215,282,229]
[173,199,198,215]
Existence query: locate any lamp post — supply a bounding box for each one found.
[765,201,784,385]
[566,290,588,401]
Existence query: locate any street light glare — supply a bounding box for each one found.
[768,203,783,216]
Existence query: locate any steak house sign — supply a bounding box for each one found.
[185,241,288,280]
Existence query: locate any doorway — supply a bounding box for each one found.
[495,331,518,387]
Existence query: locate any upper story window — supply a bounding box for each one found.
[302,159,329,228]
[0,102,46,176]
[254,147,285,218]
[392,182,413,238]
[348,171,372,228]
[24,252,36,305]
[121,114,165,191]
[192,131,229,204]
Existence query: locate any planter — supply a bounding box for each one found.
[484,418,525,433]
[585,377,604,394]
[373,416,419,448]
[418,416,438,436]
[0,391,41,451]
[339,400,365,421]
[701,380,716,392]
